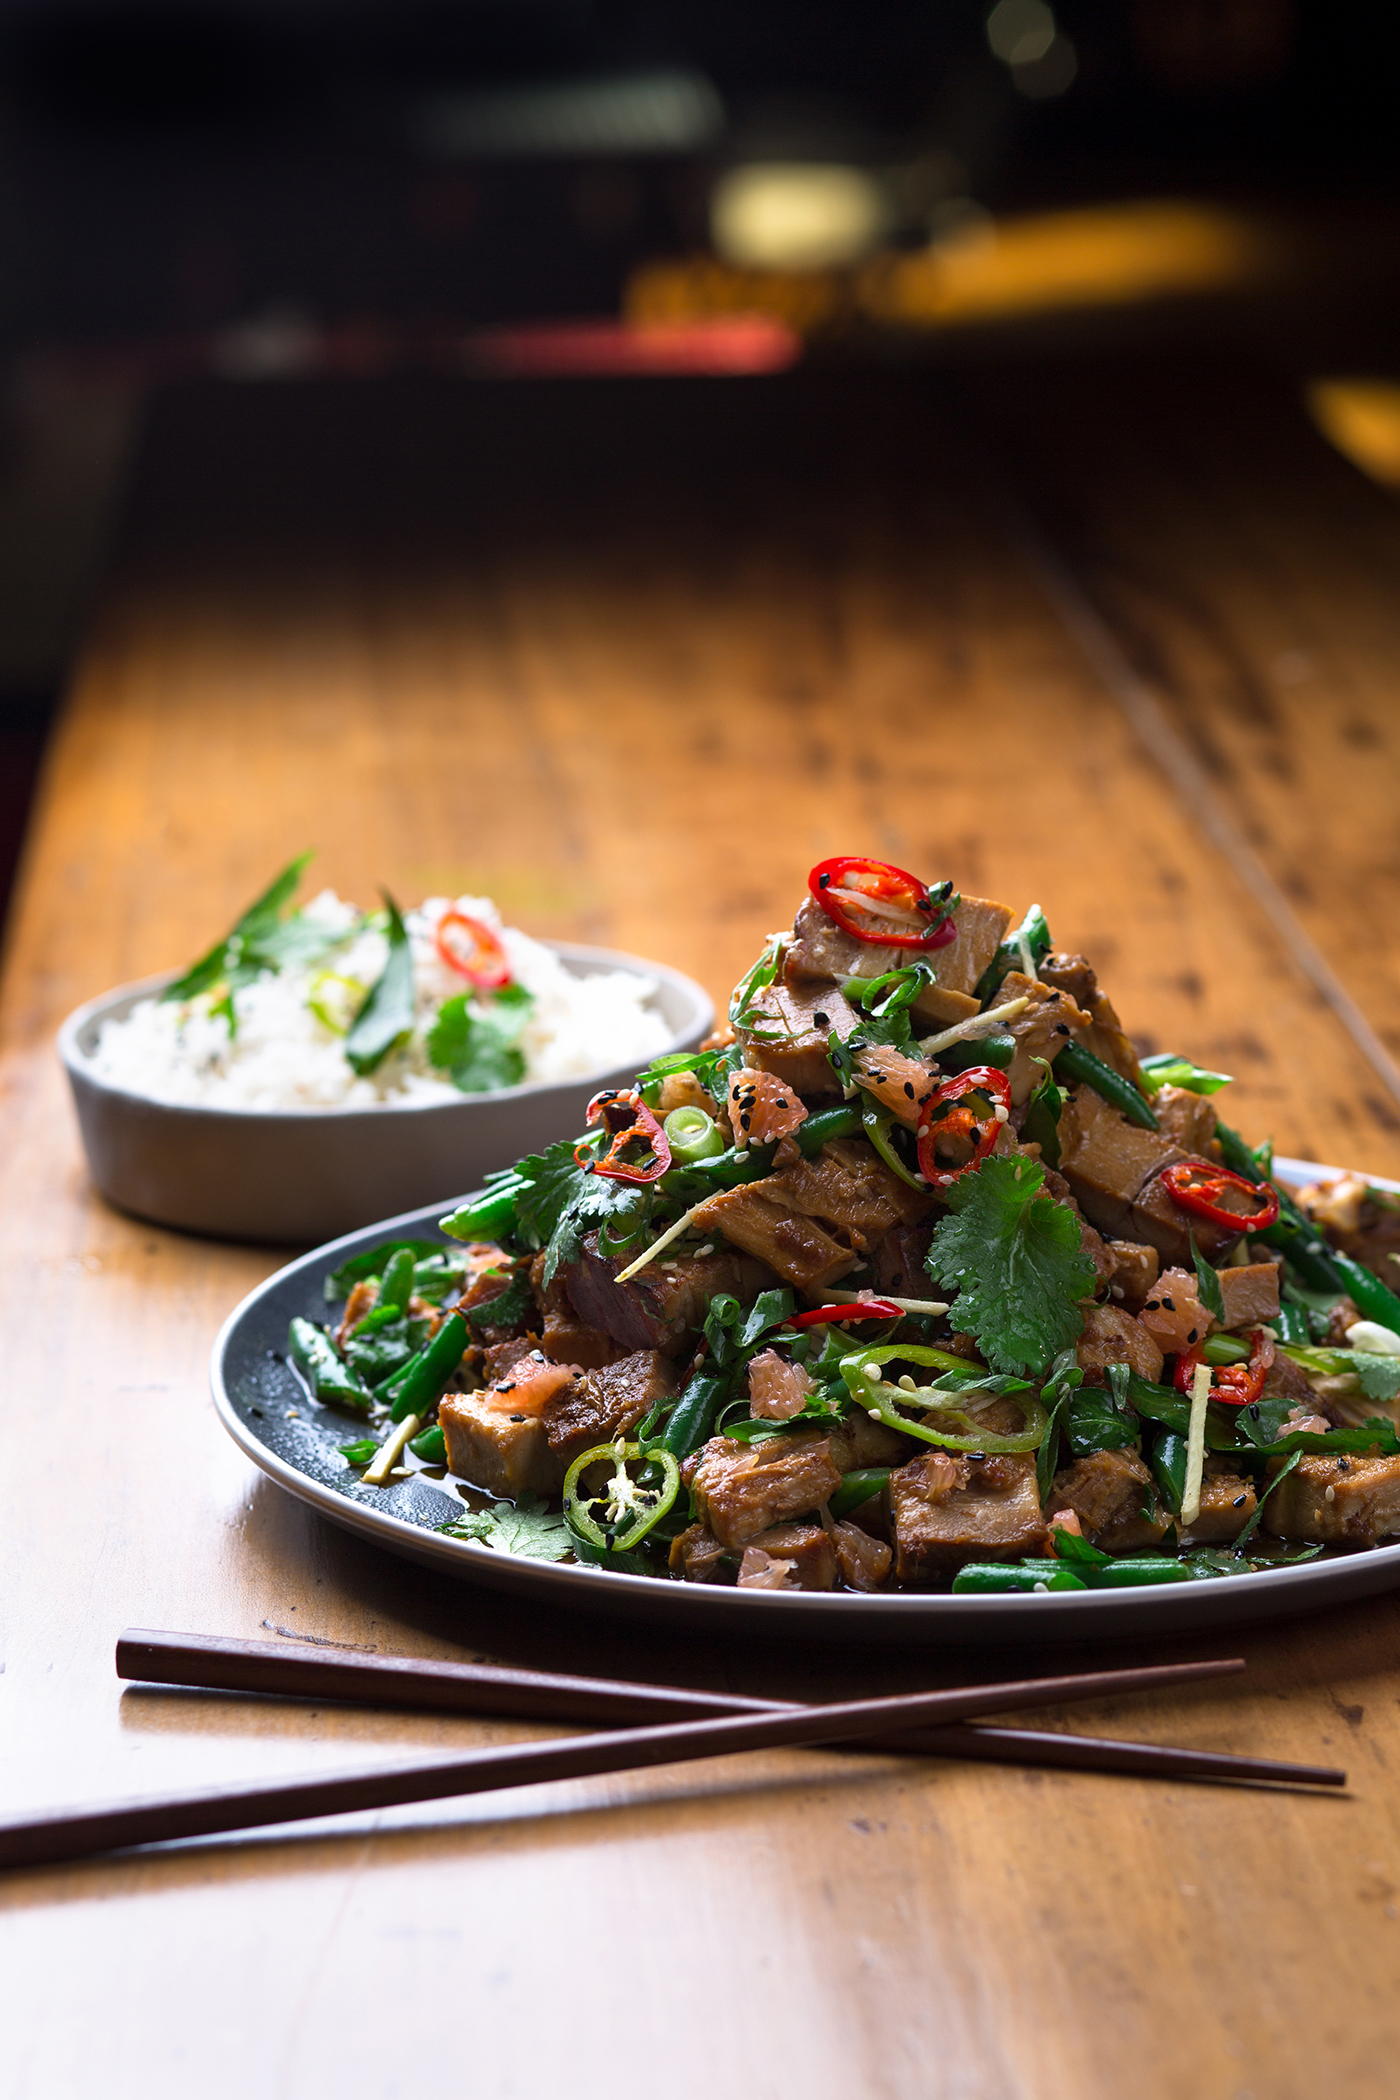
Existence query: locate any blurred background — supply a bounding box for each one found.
[2,0,1399,933]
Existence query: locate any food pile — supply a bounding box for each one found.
[292,855,1400,1593]
[91,854,669,1109]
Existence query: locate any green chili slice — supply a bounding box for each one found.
[563,1439,682,1552]
[838,1345,1047,1452]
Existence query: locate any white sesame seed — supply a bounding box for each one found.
[993,1105,1009,1123]
[696,1244,714,1257]
[1325,1485,1336,1503]
[867,1407,883,1420]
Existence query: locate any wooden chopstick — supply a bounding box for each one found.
[5,1657,1283,1873]
[116,1629,1336,1792]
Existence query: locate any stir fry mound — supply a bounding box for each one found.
[292,858,1400,1594]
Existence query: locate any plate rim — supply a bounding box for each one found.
[208,1154,1400,1633]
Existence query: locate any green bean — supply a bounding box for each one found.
[1087,1557,1191,1587]
[1214,1118,1385,1300]
[659,1371,726,1459]
[796,1105,864,1154]
[829,1469,891,1519]
[439,1178,526,1243]
[408,1425,448,1464]
[974,905,1052,1006]
[377,1247,416,1315]
[379,1311,468,1424]
[1055,1040,1159,1129]
[951,1562,1087,1593]
[938,1031,1016,1075]
[287,1317,374,1413]
[1149,1430,1188,1516]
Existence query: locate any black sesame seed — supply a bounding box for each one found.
[818,872,831,888]
[509,1414,527,1424]
[1055,1024,1071,1036]
[1187,1328,1199,1344]
[1232,1495,1246,1507]
[1162,1296,1176,1311]
[904,1082,916,1098]
[1145,1300,1160,1310]
[740,1111,752,1130]
[814,1011,830,1026]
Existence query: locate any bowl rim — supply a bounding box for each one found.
[56,939,714,1125]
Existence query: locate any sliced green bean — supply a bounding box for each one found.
[287,1317,374,1413]
[1055,1040,1159,1130]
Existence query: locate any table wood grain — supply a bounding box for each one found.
[2,367,1399,2100]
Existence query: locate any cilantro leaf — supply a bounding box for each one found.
[925,1155,1097,1376]
[438,1492,571,1561]
[1355,1353,1400,1403]
[512,1138,591,1249]
[163,851,314,1004]
[462,1268,534,1331]
[426,989,533,1094]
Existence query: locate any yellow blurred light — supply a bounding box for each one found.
[1307,379,1400,489]
[711,163,890,272]
[860,199,1275,327]
[987,0,1057,65]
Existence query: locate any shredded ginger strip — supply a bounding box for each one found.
[1180,1361,1212,1528]
[362,1411,422,1487]
[919,995,1029,1057]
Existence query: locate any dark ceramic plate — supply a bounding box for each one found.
[210,1160,1400,1643]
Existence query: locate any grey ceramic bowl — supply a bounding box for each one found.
[58,942,713,1244]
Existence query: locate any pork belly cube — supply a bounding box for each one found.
[1057,1085,1186,1241]
[1181,1463,1256,1544]
[889,1452,1046,1584]
[1151,1084,1220,1156]
[1075,1304,1164,1385]
[932,894,1015,998]
[692,1138,930,1291]
[543,1350,676,1463]
[867,1220,935,1297]
[1046,1447,1168,1551]
[992,970,1092,1105]
[440,1384,573,1501]
[1038,953,1142,1084]
[1131,1165,1241,1267]
[689,1430,843,1549]
[737,977,863,1095]
[1261,1451,1400,1544]
[826,1412,915,1471]
[1105,1239,1160,1308]
[739,1522,839,1590]
[1215,1262,1280,1331]
[562,1235,778,1354]
[689,1184,856,1292]
[669,1522,735,1583]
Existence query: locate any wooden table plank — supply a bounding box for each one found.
[2,369,1399,2100]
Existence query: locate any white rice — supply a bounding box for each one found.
[89,891,673,1111]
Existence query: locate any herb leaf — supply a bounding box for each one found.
[925,1156,1097,1376]
[1191,1236,1226,1324]
[426,990,533,1094]
[462,1268,533,1331]
[345,893,416,1075]
[438,1492,571,1561]
[1355,1352,1400,1403]
[163,851,315,1004]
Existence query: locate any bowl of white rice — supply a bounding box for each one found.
[59,887,712,1243]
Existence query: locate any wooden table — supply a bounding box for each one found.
[4,362,1400,2099]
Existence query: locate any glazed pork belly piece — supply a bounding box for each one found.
[561,1235,778,1355]
[1215,1262,1281,1330]
[440,1348,675,1500]
[690,1138,933,1292]
[735,977,864,1095]
[736,1522,838,1591]
[990,969,1091,1105]
[1056,1084,1238,1266]
[1150,1083,1221,1156]
[1262,1451,1400,1544]
[1075,1303,1165,1384]
[1046,1447,1169,1552]
[888,1451,1046,1584]
[1180,1459,1257,1545]
[1037,952,1144,1085]
[782,891,1012,1030]
[687,1429,843,1549]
